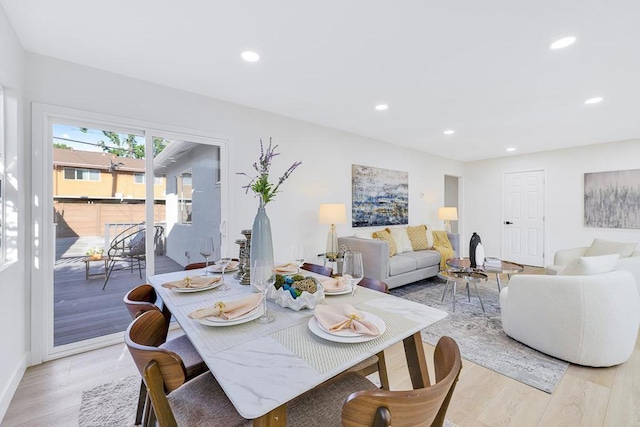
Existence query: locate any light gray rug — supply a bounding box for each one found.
[391,277,568,393]
[79,375,139,427]
[80,374,458,426]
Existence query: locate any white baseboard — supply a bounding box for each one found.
[0,352,29,423]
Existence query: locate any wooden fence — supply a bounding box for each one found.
[54,202,165,238]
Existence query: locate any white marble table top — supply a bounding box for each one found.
[148,267,448,421]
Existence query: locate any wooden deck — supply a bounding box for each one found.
[54,237,183,346]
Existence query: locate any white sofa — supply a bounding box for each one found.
[500,270,640,366]
[546,244,640,292]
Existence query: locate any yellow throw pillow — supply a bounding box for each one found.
[372,229,397,257]
[406,225,429,250]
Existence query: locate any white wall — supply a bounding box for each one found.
[25,53,464,263]
[464,139,640,263]
[0,5,27,421]
[165,144,221,266]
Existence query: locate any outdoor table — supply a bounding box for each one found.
[148,268,448,426]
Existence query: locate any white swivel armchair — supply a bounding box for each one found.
[546,240,640,293]
[500,269,639,367]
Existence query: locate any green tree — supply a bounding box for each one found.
[79,128,167,159]
[53,142,71,150]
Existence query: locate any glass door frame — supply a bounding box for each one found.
[31,103,228,363]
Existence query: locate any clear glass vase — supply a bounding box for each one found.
[250,197,274,290]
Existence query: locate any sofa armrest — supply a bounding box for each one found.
[338,236,389,281]
[554,246,588,266]
[447,233,460,257]
[618,255,640,292]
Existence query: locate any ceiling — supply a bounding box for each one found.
[2,1,639,161]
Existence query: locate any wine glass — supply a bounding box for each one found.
[199,237,214,276]
[343,252,364,299]
[291,243,306,273]
[252,260,275,324]
[215,249,232,291]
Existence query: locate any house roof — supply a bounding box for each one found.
[53,148,144,172]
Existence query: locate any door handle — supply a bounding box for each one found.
[504,221,513,225]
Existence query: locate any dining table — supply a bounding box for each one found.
[148,267,448,426]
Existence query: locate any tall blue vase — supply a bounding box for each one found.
[250,200,274,272]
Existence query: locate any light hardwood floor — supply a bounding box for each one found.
[3,288,640,426]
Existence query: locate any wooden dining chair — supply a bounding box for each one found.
[125,310,250,427]
[358,277,389,293]
[127,312,381,427]
[123,285,207,425]
[184,262,207,270]
[289,336,463,427]
[301,262,333,277]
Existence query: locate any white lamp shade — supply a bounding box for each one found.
[319,204,347,224]
[438,207,458,221]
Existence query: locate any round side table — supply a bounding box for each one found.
[438,269,488,312]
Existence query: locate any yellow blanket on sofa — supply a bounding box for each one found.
[432,230,455,270]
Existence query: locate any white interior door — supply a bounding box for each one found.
[502,170,545,266]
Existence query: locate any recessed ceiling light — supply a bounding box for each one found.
[550,36,577,50]
[241,51,260,62]
[375,104,388,111]
[584,97,603,105]
[506,147,516,152]
[443,130,455,135]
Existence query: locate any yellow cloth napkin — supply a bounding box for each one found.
[432,230,455,270]
[188,293,263,320]
[274,263,298,273]
[162,276,221,290]
[314,304,380,336]
[320,276,349,292]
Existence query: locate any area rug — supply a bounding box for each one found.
[391,278,568,393]
[79,375,139,427]
[80,374,458,426]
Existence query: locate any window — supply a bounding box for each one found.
[133,173,164,185]
[177,171,192,224]
[64,167,100,181]
[133,173,144,184]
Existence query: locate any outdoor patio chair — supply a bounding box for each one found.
[102,223,164,290]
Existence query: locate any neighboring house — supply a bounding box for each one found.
[53,148,166,237]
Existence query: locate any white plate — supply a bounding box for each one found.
[198,305,264,327]
[207,265,240,273]
[323,287,352,296]
[274,269,300,276]
[172,279,223,293]
[308,311,386,343]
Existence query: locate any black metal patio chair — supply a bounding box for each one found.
[102,223,164,290]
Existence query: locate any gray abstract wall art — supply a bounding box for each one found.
[584,169,640,229]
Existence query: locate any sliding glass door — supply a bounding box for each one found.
[32,104,227,361]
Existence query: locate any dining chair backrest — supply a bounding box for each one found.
[125,310,188,393]
[123,283,172,331]
[301,262,333,277]
[341,336,462,427]
[184,262,207,270]
[358,277,389,293]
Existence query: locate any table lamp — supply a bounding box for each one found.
[438,207,458,233]
[318,203,347,260]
